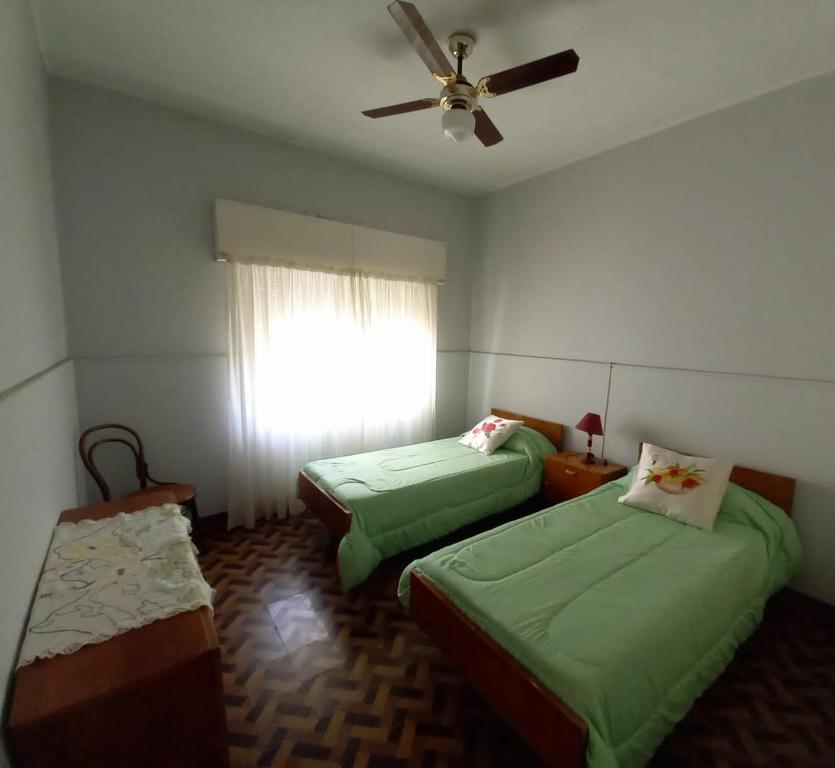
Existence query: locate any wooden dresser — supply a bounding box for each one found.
[7,491,229,768]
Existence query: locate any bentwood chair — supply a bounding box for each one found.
[78,423,202,537]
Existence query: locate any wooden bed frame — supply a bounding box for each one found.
[298,408,564,540]
[410,454,795,768]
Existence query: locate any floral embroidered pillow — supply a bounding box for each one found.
[618,443,733,531]
[459,416,523,455]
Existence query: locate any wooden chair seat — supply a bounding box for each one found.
[124,483,196,506]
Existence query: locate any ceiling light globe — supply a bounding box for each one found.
[442,108,475,142]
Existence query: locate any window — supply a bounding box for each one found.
[226,262,437,527]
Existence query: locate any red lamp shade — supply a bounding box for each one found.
[575,412,604,436]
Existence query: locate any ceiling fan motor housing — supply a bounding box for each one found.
[440,81,477,113]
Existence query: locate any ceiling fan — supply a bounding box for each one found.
[363,1,580,147]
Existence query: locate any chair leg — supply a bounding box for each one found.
[184,497,203,540]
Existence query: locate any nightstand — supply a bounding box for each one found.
[542,452,628,506]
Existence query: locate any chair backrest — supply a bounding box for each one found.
[78,424,151,501]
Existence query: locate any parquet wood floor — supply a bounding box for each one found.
[199,514,835,768]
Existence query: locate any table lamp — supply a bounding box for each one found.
[575,412,604,465]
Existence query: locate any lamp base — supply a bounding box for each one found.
[583,433,596,464]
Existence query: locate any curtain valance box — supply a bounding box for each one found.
[214,198,447,284]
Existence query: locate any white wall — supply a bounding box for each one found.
[50,79,476,513]
[0,3,66,391]
[0,1,79,764]
[471,72,835,605]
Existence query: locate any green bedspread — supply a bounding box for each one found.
[303,426,555,589]
[398,473,802,768]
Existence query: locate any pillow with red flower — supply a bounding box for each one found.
[458,415,524,455]
[617,443,733,531]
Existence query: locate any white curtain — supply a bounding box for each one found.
[226,262,437,529]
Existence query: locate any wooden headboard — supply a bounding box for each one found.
[637,443,795,516]
[492,408,563,451]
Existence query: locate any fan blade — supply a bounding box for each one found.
[477,49,579,97]
[362,98,439,118]
[473,108,503,147]
[387,1,456,84]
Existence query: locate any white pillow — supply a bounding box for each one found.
[459,415,523,455]
[618,443,733,531]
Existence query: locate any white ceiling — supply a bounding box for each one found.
[33,0,835,195]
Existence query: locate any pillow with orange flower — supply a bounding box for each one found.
[618,443,733,531]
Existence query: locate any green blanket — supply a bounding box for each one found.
[303,426,555,589]
[398,473,802,768]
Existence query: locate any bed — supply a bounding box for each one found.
[298,409,563,589]
[398,455,801,768]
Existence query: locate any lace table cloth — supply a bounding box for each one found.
[18,503,213,668]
